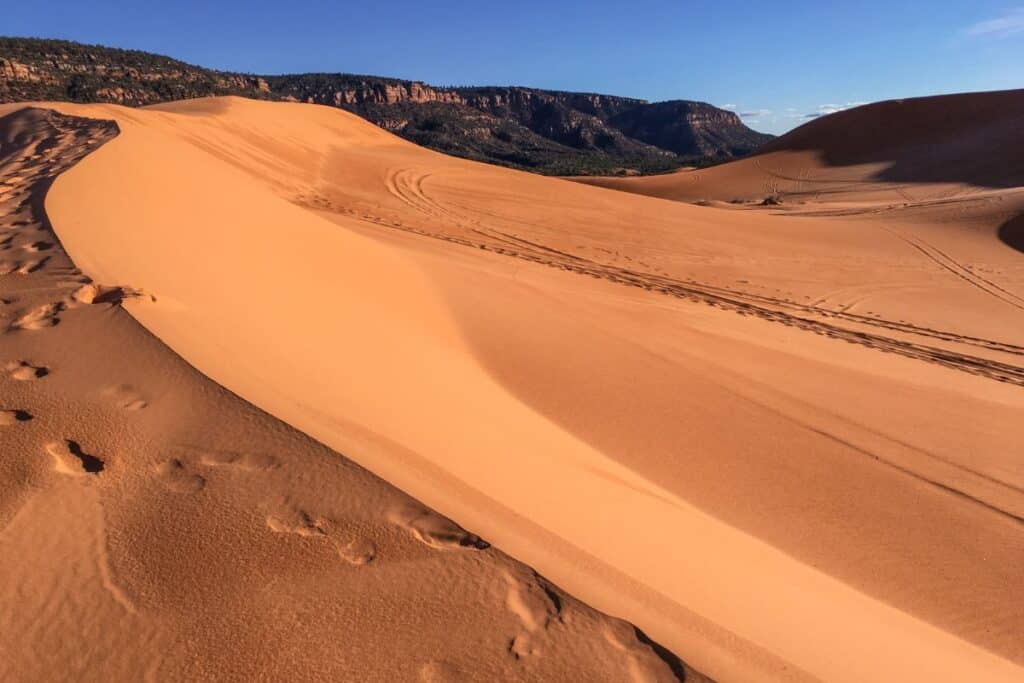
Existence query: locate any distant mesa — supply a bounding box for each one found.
[0,36,772,176]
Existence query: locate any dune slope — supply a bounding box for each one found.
[32,97,1024,682]
[0,107,706,681]
[576,88,1024,204]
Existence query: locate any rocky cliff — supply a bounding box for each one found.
[1,37,772,175]
[609,100,766,157]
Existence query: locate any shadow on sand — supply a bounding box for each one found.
[997,214,1024,255]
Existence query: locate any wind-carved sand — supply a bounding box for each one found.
[2,92,1022,680]
[0,106,695,683]
[12,95,1021,682]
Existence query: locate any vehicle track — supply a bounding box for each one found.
[361,172,1024,386]
[882,226,1024,312]
[403,175,1024,356]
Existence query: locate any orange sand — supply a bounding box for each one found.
[0,106,702,682]
[3,92,1022,681]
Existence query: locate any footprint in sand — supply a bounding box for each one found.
[335,537,377,566]
[601,622,684,683]
[46,440,104,476]
[22,240,53,253]
[200,450,278,471]
[0,409,32,426]
[11,302,61,330]
[5,360,48,381]
[102,384,148,411]
[16,258,46,275]
[266,508,327,538]
[504,570,560,633]
[388,502,489,550]
[154,459,206,493]
[503,569,561,660]
[69,283,146,306]
[266,506,376,565]
[418,661,465,682]
[509,632,543,661]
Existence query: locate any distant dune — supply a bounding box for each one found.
[2,94,1022,682]
[574,88,1024,203]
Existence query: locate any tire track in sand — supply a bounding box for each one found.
[361,168,1024,387]
[882,226,1024,312]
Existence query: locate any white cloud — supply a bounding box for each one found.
[802,102,867,119]
[739,108,772,119]
[720,103,737,110]
[965,7,1024,38]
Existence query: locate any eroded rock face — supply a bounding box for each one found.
[609,99,772,156]
[273,77,770,166]
[1,58,57,86]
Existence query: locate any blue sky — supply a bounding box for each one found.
[5,1,1023,134]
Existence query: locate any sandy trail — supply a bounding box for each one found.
[23,97,1024,681]
[0,106,703,682]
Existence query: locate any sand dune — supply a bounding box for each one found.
[3,95,1022,681]
[0,106,703,682]
[576,88,1024,204]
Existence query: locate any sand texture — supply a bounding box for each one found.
[0,106,705,682]
[2,93,1023,681]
